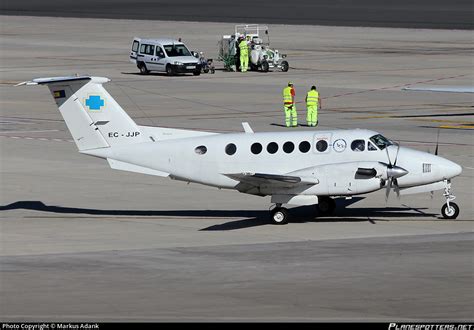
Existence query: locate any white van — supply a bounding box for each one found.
[130,38,201,76]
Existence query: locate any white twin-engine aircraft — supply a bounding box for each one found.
[19,76,463,224]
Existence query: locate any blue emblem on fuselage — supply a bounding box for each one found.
[85,95,104,111]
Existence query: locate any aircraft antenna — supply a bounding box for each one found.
[113,82,157,127]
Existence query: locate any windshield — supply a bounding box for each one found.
[369,134,393,150]
[163,44,191,57]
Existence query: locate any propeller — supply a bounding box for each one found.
[381,142,408,201]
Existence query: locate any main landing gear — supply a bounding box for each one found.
[317,197,336,216]
[270,204,289,225]
[441,179,459,219]
[269,197,337,225]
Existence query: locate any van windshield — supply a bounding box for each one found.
[163,44,191,57]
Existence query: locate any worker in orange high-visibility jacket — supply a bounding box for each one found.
[305,85,321,127]
[282,82,297,127]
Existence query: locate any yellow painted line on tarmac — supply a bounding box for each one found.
[438,125,474,130]
[408,118,474,125]
[351,116,473,126]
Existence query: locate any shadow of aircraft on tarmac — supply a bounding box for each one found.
[0,199,439,231]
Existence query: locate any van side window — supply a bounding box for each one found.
[132,41,139,52]
[156,47,165,58]
[140,44,155,55]
[147,45,155,55]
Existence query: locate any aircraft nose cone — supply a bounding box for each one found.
[387,165,408,179]
[443,161,462,179]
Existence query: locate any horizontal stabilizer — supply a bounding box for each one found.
[16,76,92,86]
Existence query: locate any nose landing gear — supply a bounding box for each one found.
[441,179,459,219]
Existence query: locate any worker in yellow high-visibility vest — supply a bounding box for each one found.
[305,85,321,127]
[239,36,249,72]
[282,82,297,127]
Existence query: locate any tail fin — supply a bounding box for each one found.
[17,76,144,151]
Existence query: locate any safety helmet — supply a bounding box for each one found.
[288,82,293,86]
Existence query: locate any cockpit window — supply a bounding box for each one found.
[368,141,378,151]
[369,134,393,150]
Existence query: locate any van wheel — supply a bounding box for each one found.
[260,61,269,72]
[166,65,175,76]
[138,63,149,75]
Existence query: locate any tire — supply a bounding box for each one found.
[317,197,336,215]
[261,61,269,72]
[281,60,289,72]
[441,202,459,219]
[270,207,289,225]
[203,68,209,74]
[210,68,215,74]
[193,70,201,76]
[138,63,149,75]
[166,65,174,76]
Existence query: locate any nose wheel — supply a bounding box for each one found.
[441,180,460,219]
[441,202,459,219]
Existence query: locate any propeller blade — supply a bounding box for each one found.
[385,177,392,202]
[385,146,392,167]
[435,129,440,156]
[393,143,400,166]
[394,179,400,199]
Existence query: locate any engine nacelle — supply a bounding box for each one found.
[288,162,385,196]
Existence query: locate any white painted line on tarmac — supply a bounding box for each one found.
[0,129,60,134]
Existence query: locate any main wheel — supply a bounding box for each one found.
[441,202,459,219]
[317,197,336,215]
[260,61,269,72]
[281,60,289,72]
[138,63,149,75]
[270,207,289,225]
[166,65,174,76]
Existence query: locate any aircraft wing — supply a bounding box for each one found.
[224,172,318,195]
